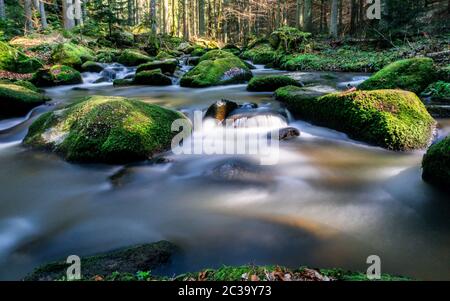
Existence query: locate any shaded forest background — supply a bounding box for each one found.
[1,0,449,44]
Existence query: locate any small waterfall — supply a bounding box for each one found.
[232,114,288,129]
[81,63,136,84]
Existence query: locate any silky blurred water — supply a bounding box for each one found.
[0,66,449,280]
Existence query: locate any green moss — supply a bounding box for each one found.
[136,59,178,74]
[95,49,121,63]
[190,47,208,57]
[24,241,178,281]
[247,75,302,92]
[0,83,49,117]
[113,79,133,86]
[222,44,241,56]
[180,53,253,88]
[241,43,277,65]
[319,268,411,281]
[32,65,82,87]
[198,49,235,62]
[24,96,185,163]
[133,69,172,86]
[51,43,95,69]
[0,79,40,92]
[421,81,450,102]
[359,58,439,94]
[422,136,450,191]
[155,50,175,60]
[275,87,435,150]
[0,41,43,73]
[81,61,104,72]
[117,50,154,66]
[269,26,311,53]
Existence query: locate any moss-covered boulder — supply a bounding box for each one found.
[133,69,172,86]
[190,47,208,57]
[0,83,49,117]
[180,52,252,88]
[24,96,185,163]
[222,44,241,56]
[247,75,301,92]
[155,51,175,60]
[275,87,435,150]
[422,136,450,190]
[117,50,154,66]
[32,65,82,87]
[269,27,311,53]
[359,58,439,94]
[81,61,104,73]
[0,41,43,73]
[95,49,121,63]
[51,43,95,70]
[241,43,277,65]
[421,81,450,102]
[136,59,178,74]
[24,241,178,281]
[113,79,133,86]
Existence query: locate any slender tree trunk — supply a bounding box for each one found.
[295,0,302,28]
[198,0,205,36]
[350,0,357,35]
[39,0,48,29]
[24,0,34,34]
[0,0,5,20]
[303,0,313,32]
[62,0,75,30]
[74,0,83,26]
[330,0,338,37]
[150,0,157,34]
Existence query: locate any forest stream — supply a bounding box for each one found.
[0,62,449,281]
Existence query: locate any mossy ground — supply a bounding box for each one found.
[247,75,302,92]
[241,44,278,65]
[24,96,185,163]
[359,58,438,94]
[0,41,43,73]
[0,83,49,117]
[422,136,450,190]
[275,87,435,150]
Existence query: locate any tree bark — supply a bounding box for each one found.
[39,0,48,29]
[303,0,313,32]
[62,0,75,30]
[74,0,83,26]
[0,0,5,20]
[24,0,34,34]
[150,0,157,34]
[198,0,205,36]
[330,0,338,37]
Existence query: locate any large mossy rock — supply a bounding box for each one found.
[359,58,439,94]
[24,241,178,281]
[247,75,301,92]
[81,61,104,73]
[133,69,172,86]
[95,49,121,63]
[275,87,436,150]
[422,136,450,191]
[117,50,154,66]
[31,65,82,87]
[180,51,252,88]
[24,96,185,163]
[51,43,95,70]
[0,41,43,73]
[0,83,49,117]
[241,43,277,65]
[136,59,178,74]
[269,27,311,53]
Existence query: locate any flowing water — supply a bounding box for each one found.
[0,63,449,280]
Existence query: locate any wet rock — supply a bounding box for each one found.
[81,61,104,73]
[277,127,300,140]
[204,99,239,122]
[93,76,109,84]
[207,159,272,183]
[187,56,200,66]
[24,241,178,281]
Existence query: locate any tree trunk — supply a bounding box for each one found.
[62,0,75,30]
[0,0,5,20]
[24,0,34,34]
[74,0,83,26]
[303,0,313,32]
[198,0,205,36]
[39,0,48,29]
[330,0,338,37]
[150,0,157,34]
